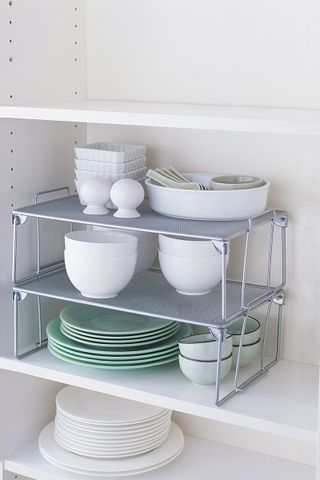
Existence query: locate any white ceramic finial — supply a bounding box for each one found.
[80,178,112,215]
[110,178,144,218]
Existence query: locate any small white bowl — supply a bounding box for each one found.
[158,234,222,258]
[158,249,227,296]
[65,231,137,257]
[64,250,137,299]
[179,333,233,360]
[179,353,232,385]
[228,317,260,346]
[232,339,261,368]
[75,143,146,163]
[75,167,147,182]
[210,175,264,190]
[92,226,158,277]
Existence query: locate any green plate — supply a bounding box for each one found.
[48,341,178,365]
[60,304,175,336]
[61,318,178,340]
[48,338,179,360]
[47,318,192,356]
[48,338,178,360]
[60,322,179,347]
[48,344,179,370]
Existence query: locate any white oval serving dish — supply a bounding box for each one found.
[146,172,270,220]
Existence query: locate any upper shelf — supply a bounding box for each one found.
[2,100,320,135]
[13,196,277,241]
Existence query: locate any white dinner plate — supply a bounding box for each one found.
[39,421,184,476]
[56,387,167,425]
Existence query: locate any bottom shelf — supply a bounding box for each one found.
[4,435,315,480]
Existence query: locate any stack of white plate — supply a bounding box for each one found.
[74,142,148,204]
[39,387,184,476]
[47,304,192,369]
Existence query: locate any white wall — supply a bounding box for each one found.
[87,0,320,108]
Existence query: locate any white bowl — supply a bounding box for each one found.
[75,143,147,163]
[146,172,270,220]
[92,227,158,277]
[179,333,233,360]
[65,231,137,257]
[232,339,261,368]
[64,250,137,299]
[179,353,232,385]
[75,167,147,182]
[228,317,260,346]
[75,157,146,173]
[158,249,227,296]
[159,234,222,257]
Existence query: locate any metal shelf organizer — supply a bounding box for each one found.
[12,190,287,406]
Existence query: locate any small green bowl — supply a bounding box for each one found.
[228,317,260,346]
[179,353,232,385]
[210,175,265,191]
[232,339,261,368]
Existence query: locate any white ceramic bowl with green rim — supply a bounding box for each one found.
[210,175,265,191]
[179,353,232,385]
[227,317,260,346]
[179,333,233,360]
[232,339,261,368]
[158,249,227,296]
[158,234,223,258]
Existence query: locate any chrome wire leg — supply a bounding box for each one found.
[209,328,225,406]
[13,292,19,357]
[36,296,43,347]
[260,300,272,370]
[233,313,248,390]
[240,232,250,308]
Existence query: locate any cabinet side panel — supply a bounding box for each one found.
[87,0,320,108]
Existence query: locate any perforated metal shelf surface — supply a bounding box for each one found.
[13,195,277,240]
[13,269,279,328]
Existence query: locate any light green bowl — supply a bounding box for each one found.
[210,175,265,191]
[179,333,233,360]
[179,353,232,385]
[232,339,261,368]
[227,317,260,346]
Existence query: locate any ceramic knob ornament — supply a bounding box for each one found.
[110,178,144,218]
[80,178,112,215]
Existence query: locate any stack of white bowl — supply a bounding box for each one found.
[178,333,233,385]
[39,387,184,476]
[92,226,158,277]
[74,142,147,205]
[158,234,229,296]
[228,316,261,368]
[64,230,138,299]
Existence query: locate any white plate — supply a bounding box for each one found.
[55,414,171,438]
[54,430,169,458]
[54,423,169,449]
[39,421,184,476]
[146,172,270,220]
[56,387,167,425]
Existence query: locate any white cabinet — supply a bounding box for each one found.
[0,1,319,479]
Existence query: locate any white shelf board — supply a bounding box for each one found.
[4,435,315,480]
[1,100,320,134]
[0,351,317,444]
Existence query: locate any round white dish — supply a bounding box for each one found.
[64,249,137,298]
[159,234,222,257]
[179,333,233,360]
[93,226,158,277]
[39,421,184,476]
[65,230,137,257]
[146,172,270,220]
[158,249,227,295]
[56,387,167,425]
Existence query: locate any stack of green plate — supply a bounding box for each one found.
[47,304,192,370]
